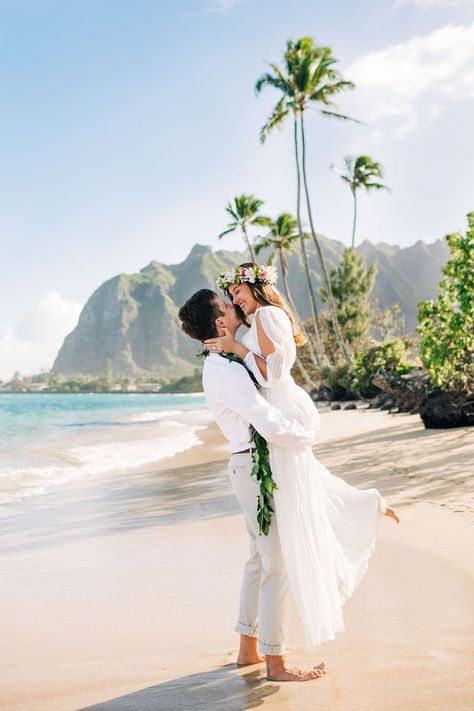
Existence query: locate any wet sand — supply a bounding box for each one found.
[0,409,473,710]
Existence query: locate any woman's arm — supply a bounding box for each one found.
[244,307,295,388]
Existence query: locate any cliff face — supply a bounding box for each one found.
[53,245,244,378]
[53,238,449,377]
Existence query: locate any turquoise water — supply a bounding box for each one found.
[0,393,209,504]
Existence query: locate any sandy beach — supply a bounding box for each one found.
[0,407,473,711]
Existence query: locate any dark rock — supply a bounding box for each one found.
[419,391,474,429]
[372,371,429,413]
[373,370,474,428]
[330,404,342,411]
[344,403,357,410]
[311,385,333,402]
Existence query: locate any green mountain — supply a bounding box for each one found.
[53,237,449,377]
[52,244,243,378]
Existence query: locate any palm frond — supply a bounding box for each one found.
[255,72,286,95]
[319,109,364,124]
[260,96,290,143]
[364,182,391,192]
[252,216,272,227]
[268,63,295,96]
[218,225,236,240]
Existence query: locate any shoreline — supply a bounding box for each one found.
[0,408,473,710]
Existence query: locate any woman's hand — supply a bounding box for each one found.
[204,326,248,359]
[204,327,238,354]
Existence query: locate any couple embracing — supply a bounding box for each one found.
[178,261,399,683]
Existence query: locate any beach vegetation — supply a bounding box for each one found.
[159,369,203,394]
[320,247,377,357]
[351,339,413,398]
[418,212,474,393]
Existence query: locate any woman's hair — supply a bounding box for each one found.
[231,262,307,347]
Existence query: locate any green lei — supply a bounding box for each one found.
[197,348,278,536]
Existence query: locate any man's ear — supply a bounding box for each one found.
[215,317,225,334]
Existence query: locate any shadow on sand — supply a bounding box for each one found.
[79,663,280,711]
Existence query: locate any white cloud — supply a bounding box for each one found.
[202,0,243,14]
[392,0,473,8]
[0,292,82,381]
[345,22,474,138]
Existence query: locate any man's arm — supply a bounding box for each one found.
[216,363,316,448]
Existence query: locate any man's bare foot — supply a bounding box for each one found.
[266,664,324,681]
[385,506,400,524]
[266,654,326,682]
[236,633,265,666]
[236,653,265,666]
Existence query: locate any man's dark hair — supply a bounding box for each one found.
[178,289,222,342]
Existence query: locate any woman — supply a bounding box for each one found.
[204,262,399,650]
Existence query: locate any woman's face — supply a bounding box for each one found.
[228,282,259,316]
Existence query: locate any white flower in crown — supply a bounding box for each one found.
[216,263,278,292]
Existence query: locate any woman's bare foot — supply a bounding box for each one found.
[385,506,400,524]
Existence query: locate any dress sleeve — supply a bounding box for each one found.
[216,364,315,448]
[243,306,296,388]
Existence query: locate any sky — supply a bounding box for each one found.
[0,0,473,379]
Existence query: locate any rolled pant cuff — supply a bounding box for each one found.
[257,640,286,655]
[235,621,258,638]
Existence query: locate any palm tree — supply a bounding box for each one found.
[332,155,390,248]
[256,37,358,363]
[254,212,321,372]
[218,194,271,262]
[254,89,324,357]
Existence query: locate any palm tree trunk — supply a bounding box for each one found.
[241,225,256,263]
[293,115,325,357]
[351,189,357,249]
[278,249,321,372]
[294,356,315,389]
[299,111,352,363]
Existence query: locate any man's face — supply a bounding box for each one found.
[213,295,241,334]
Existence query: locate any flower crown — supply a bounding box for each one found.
[216,264,278,293]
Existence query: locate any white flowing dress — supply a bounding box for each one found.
[241,305,387,649]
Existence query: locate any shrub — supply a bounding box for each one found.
[418,212,474,393]
[352,339,413,398]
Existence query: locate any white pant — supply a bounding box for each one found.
[228,451,290,655]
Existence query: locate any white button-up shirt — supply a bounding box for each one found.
[202,353,315,454]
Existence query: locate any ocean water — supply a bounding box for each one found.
[0,393,210,505]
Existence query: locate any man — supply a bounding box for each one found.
[178,289,326,682]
